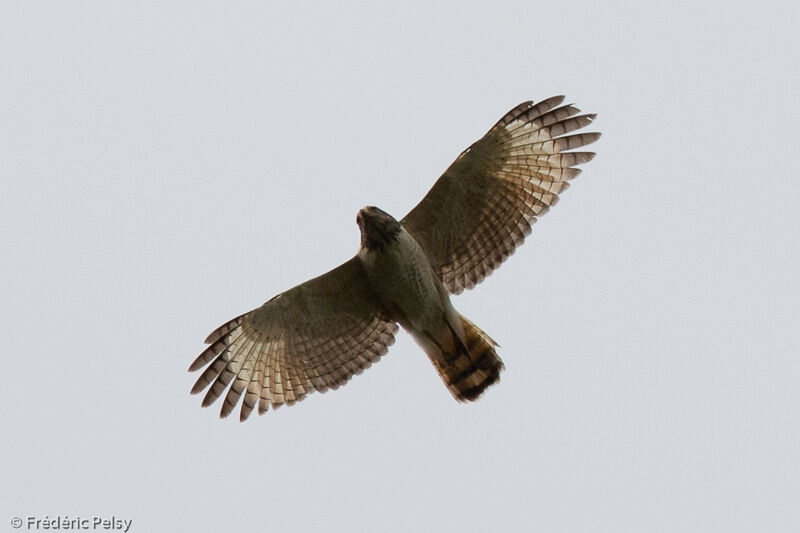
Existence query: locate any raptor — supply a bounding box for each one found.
[189,96,599,420]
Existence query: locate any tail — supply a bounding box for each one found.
[425,313,504,402]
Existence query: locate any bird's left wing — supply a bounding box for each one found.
[189,256,398,421]
[401,96,599,294]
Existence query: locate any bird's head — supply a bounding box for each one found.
[357,206,401,252]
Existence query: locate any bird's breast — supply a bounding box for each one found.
[358,229,445,330]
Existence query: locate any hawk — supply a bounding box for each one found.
[189,95,599,420]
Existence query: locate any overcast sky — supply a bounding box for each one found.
[2,2,799,532]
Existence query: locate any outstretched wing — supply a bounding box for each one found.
[189,256,399,421]
[401,96,600,294]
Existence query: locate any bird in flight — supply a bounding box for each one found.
[189,95,599,420]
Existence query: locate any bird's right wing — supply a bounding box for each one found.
[189,256,399,421]
[401,96,599,294]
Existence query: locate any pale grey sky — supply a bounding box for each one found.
[2,2,799,532]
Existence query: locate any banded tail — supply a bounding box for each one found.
[426,313,504,401]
